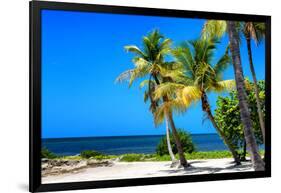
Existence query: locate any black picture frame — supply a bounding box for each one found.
[30,1,271,192]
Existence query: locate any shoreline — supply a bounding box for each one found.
[42,158,253,184]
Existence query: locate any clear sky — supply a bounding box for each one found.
[41,10,265,138]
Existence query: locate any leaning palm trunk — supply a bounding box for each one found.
[166,111,190,168]
[148,75,176,165]
[148,74,158,113]
[165,116,176,161]
[245,35,265,144]
[153,75,189,168]
[201,92,241,165]
[241,141,247,161]
[227,21,264,171]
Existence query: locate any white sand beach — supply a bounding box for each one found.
[42,158,253,184]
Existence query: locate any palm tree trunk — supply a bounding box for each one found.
[241,141,247,161]
[201,92,241,165]
[148,74,157,113]
[166,111,190,168]
[153,74,189,168]
[165,115,176,161]
[246,36,265,144]
[227,21,264,171]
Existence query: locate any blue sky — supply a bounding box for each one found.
[41,10,265,138]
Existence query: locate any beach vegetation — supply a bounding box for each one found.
[113,20,266,171]
[41,147,58,159]
[154,37,241,164]
[202,20,265,170]
[120,154,148,162]
[156,129,195,156]
[118,151,264,162]
[243,22,266,143]
[116,30,190,167]
[80,150,104,159]
[227,21,264,170]
[215,80,264,160]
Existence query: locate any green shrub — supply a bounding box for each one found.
[41,147,57,159]
[186,151,233,159]
[156,129,195,156]
[153,154,171,161]
[80,150,103,159]
[93,155,116,160]
[120,154,145,162]
[214,80,264,159]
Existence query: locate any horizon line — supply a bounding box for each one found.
[42,133,218,140]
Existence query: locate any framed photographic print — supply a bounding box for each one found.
[30,1,271,192]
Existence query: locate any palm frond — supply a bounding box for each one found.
[127,60,152,87]
[159,38,172,52]
[244,22,265,45]
[213,45,231,78]
[153,99,186,126]
[253,22,265,44]
[172,44,195,78]
[139,79,155,89]
[124,45,147,58]
[143,90,149,103]
[169,99,188,115]
[157,65,185,81]
[244,78,253,91]
[154,82,185,100]
[149,29,164,45]
[210,79,236,92]
[115,69,135,83]
[153,104,166,126]
[181,86,201,106]
[201,20,227,40]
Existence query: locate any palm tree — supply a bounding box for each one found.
[154,38,241,164]
[165,117,176,162]
[243,22,266,143]
[227,21,264,171]
[116,30,189,167]
[140,79,177,164]
[202,20,265,171]
[152,77,191,168]
[202,20,266,143]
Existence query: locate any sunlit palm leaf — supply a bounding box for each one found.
[153,99,186,126]
[154,82,185,100]
[210,79,236,92]
[201,20,227,40]
[153,104,166,126]
[124,45,147,58]
[139,79,155,89]
[158,65,184,81]
[115,69,135,83]
[181,86,201,106]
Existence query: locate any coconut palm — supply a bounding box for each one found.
[154,38,241,164]
[243,22,266,143]
[116,30,189,167]
[227,21,265,171]
[202,20,266,143]
[140,79,177,164]
[165,117,176,162]
[202,20,265,171]
[154,94,190,168]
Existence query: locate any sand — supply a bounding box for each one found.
[42,158,253,184]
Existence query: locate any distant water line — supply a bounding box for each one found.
[42,133,233,156]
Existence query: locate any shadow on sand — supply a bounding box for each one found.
[156,161,252,175]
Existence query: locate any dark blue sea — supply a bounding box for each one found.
[42,133,231,156]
